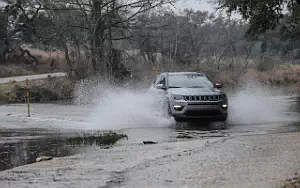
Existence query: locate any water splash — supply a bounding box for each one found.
[73,78,298,130]
[73,79,174,130]
[228,81,298,125]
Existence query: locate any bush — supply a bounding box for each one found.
[254,55,281,72]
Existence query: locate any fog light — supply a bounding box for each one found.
[174,105,184,111]
[222,104,228,108]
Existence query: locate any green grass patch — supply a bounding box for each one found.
[66,131,128,146]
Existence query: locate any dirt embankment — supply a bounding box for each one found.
[2,47,68,75]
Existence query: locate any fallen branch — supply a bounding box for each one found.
[0,159,8,167]
[19,47,39,65]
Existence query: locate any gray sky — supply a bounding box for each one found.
[0,0,237,17]
[0,0,5,7]
[176,0,215,12]
[0,0,216,11]
[175,0,241,18]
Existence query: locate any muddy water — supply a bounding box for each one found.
[0,136,76,171]
[0,96,299,172]
[0,128,228,172]
[0,130,128,171]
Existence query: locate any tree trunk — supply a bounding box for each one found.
[92,0,107,76]
[62,41,72,80]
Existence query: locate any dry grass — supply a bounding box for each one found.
[215,64,300,83]
[145,63,300,94]
[0,65,37,78]
[0,77,74,104]
[242,65,300,85]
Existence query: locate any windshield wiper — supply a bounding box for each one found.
[168,86,181,88]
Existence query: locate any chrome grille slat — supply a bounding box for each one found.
[184,95,220,101]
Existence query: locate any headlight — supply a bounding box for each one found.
[171,94,185,100]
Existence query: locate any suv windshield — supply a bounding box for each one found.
[167,74,214,89]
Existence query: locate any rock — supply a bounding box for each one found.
[176,135,194,139]
[101,145,113,149]
[36,156,53,162]
[143,141,158,145]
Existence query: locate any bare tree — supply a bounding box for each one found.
[4,0,175,80]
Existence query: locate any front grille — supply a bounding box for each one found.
[185,110,220,117]
[184,95,220,101]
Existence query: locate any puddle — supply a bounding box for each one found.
[0,131,127,171]
[0,127,227,171]
[0,137,75,171]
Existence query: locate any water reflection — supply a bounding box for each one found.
[0,137,78,171]
[0,132,127,172]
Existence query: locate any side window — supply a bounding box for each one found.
[204,75,215,88]
[158,76,166,86]
[154,75,162,85]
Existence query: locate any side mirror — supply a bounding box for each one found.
[215,83,222,89]
[156,84,166,90]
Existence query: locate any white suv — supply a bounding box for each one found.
[151,72,228,122]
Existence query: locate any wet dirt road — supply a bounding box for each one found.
[0,95,299,188]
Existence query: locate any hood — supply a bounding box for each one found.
[167,87,221,96]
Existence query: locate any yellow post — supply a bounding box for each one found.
[25,78,30,117]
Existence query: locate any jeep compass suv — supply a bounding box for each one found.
[151,72,228,122]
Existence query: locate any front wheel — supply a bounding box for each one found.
[219,121,228,130]
[218,115,228,122]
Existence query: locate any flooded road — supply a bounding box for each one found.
[0,95,299,172]
[0,95,299,187]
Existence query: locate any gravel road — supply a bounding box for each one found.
[0,132,300,188]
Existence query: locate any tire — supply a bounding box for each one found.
[219,115,228,122]
[219,121,228,130]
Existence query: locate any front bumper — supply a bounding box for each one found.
[169,99,228,121]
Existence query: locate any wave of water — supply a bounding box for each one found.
[227,81,299,125]
[73,80,175,130]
